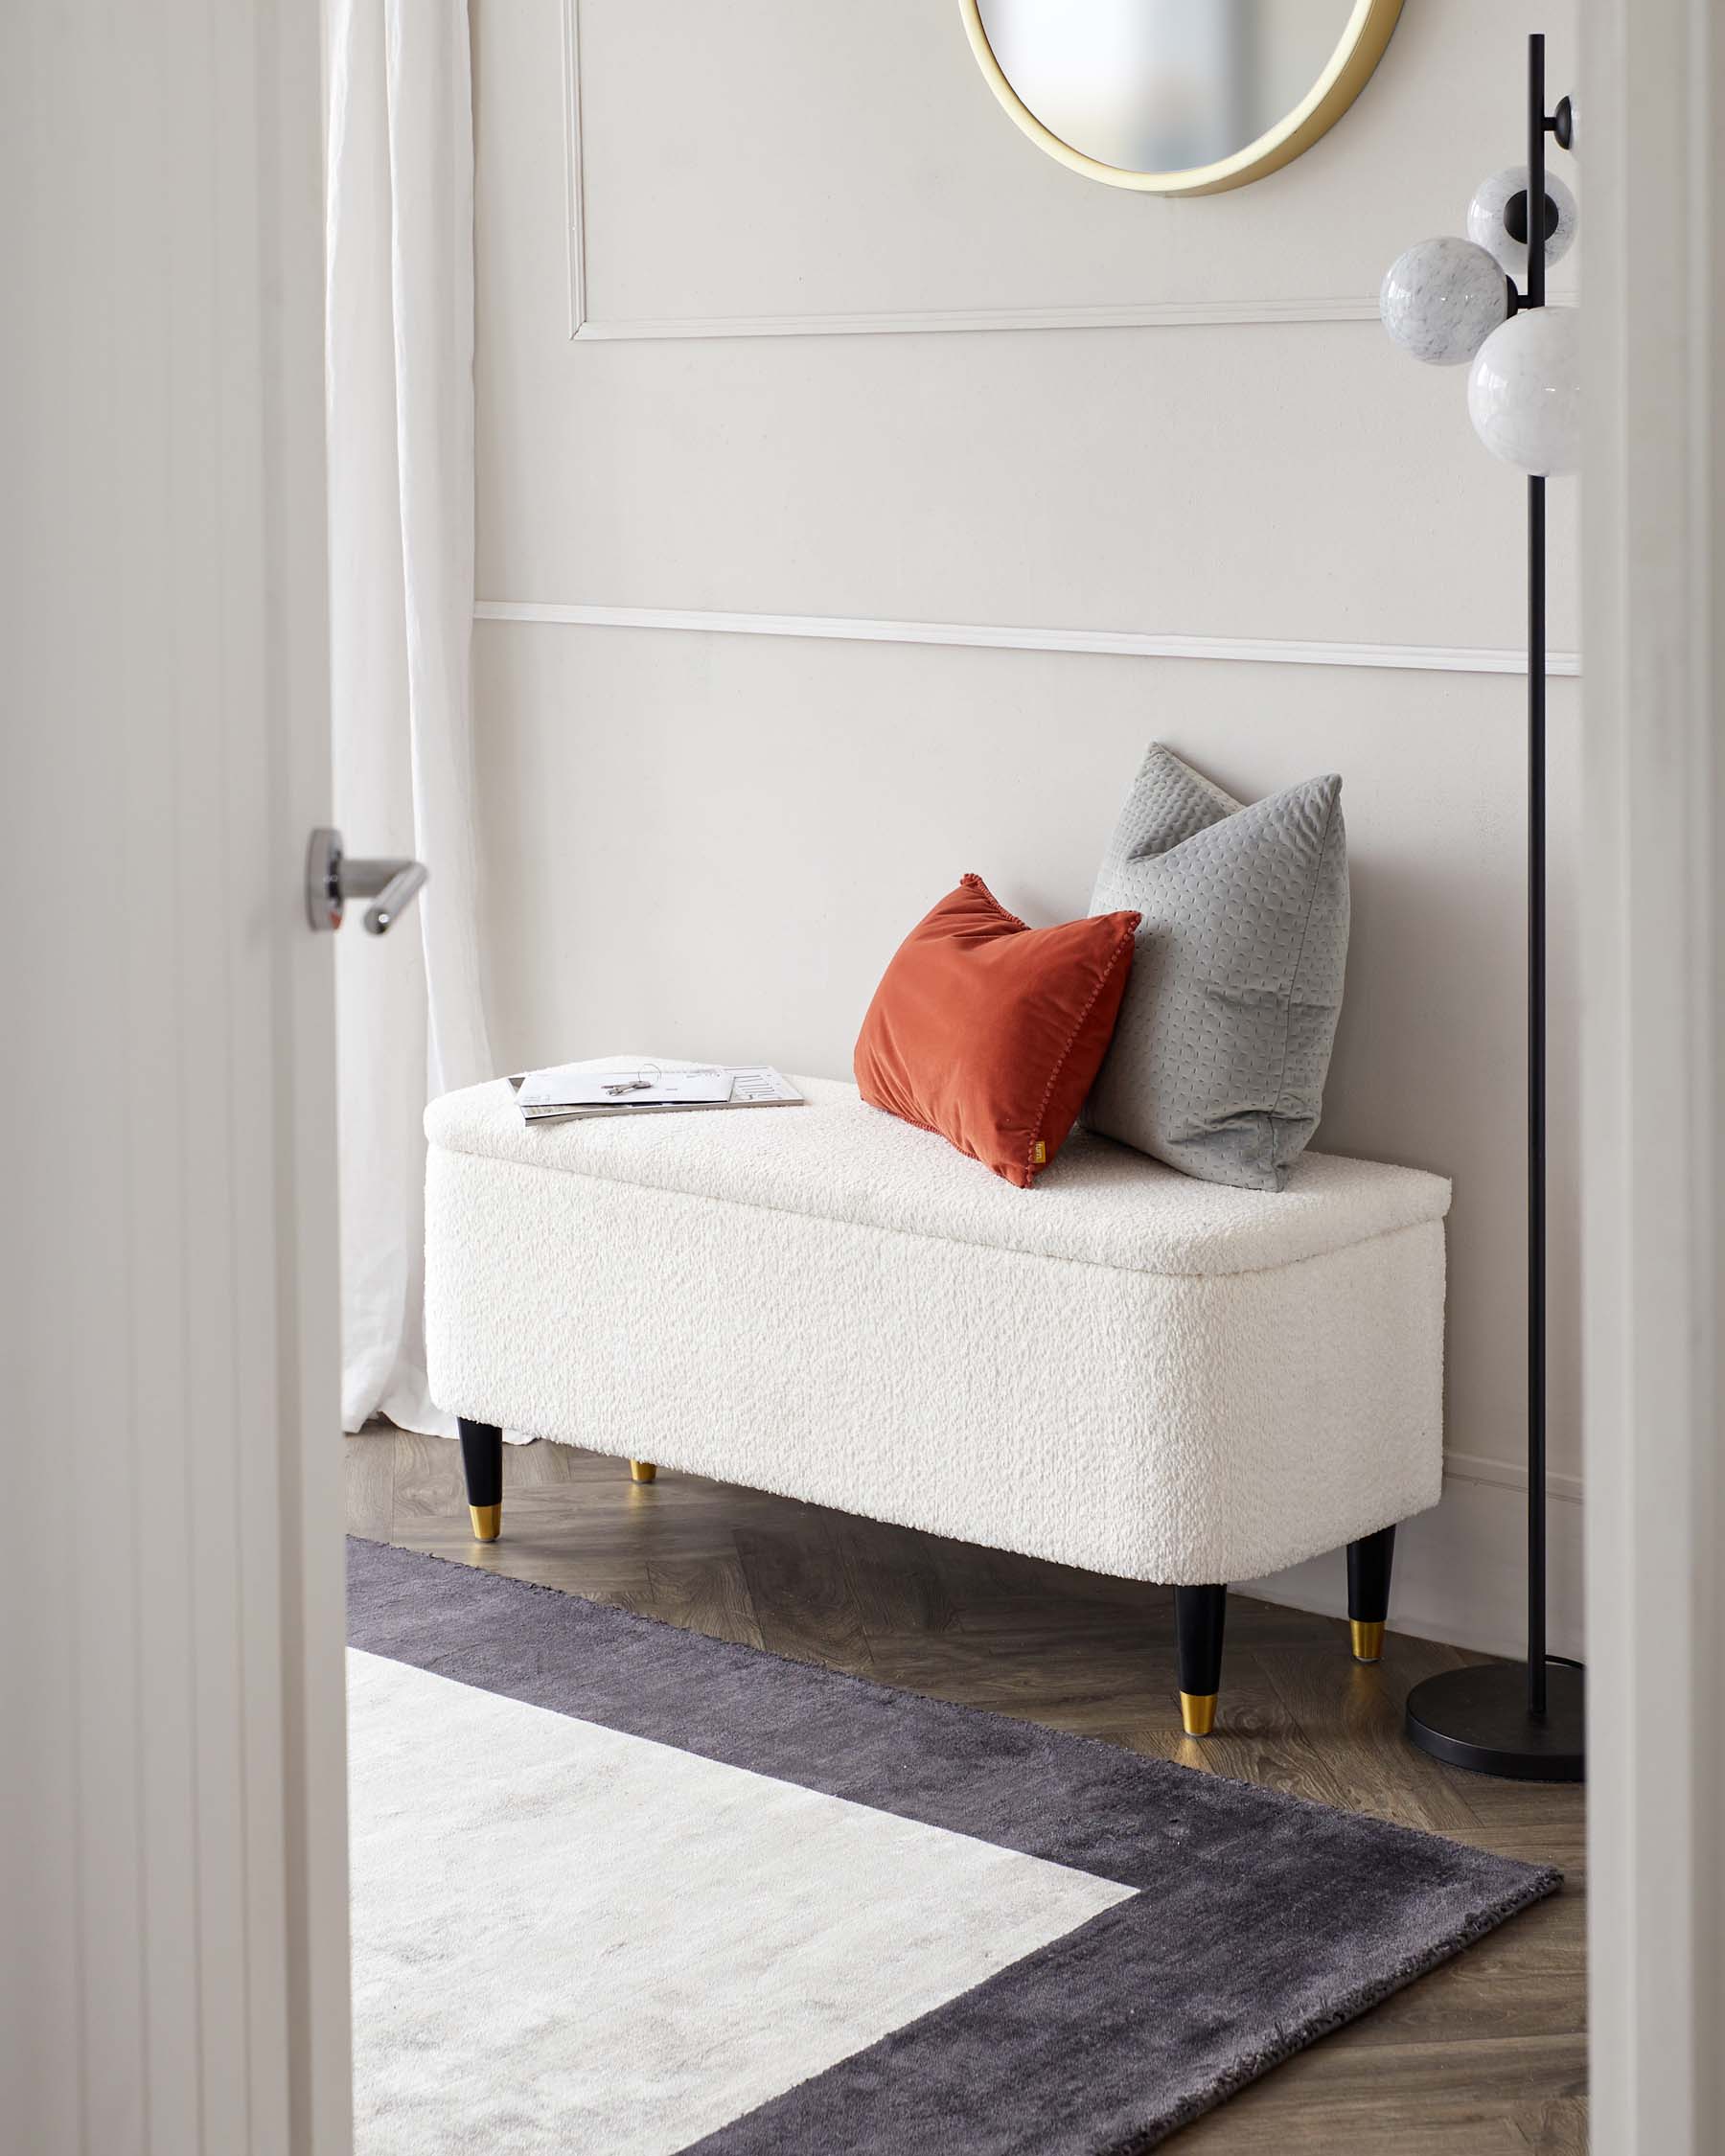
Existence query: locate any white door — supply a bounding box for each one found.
[1,4,352,2151]
[1583,1,1725,2146]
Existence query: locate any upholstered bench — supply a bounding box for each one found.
[425,1074,1450,1734]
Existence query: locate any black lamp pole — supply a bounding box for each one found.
[1526,28,1550,1726]
[1403,33,1584,1781]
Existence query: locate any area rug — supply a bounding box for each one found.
[346,1537,1558,2154]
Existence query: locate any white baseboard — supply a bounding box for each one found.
[1250,1459,1583,1662]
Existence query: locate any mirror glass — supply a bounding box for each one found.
[975,0,1360,178]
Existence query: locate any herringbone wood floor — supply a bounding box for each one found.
[346,1426,1586,2153]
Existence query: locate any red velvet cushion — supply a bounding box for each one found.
[854,875,1140,1188]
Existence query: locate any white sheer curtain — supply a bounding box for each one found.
[326,0,492,1434]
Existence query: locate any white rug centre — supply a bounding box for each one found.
[348,1648,1133,2154]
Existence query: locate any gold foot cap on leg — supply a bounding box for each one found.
[629,1460,656,1483]
[1180,1691,1217,1738]
[469,1502,501,1543]
[1351,1619,1386,1664]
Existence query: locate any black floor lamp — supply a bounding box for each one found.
[1378,34,1584,1781]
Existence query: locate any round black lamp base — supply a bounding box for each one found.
[1405,1661,1584,1782]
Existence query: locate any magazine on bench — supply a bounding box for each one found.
[510,1059,805,1127]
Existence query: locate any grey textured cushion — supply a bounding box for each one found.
[1086,745,1349,1192]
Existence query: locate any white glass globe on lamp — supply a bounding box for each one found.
[1556,96,1577,156]
[1466,307,1581,476]
[1466,166,1577,279]
[1379,237,1509,366]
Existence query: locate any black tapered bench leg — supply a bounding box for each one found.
[1174,1584,1228,1737]
[1346,1525,1396,1663]
[458,1417,503,1542]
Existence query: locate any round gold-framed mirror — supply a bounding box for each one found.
[959,0,1405,197]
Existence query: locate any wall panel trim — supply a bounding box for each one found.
[561,0,586,340]
[475,599,1581,678]
[559,0,1576,345]
[572,299,1394,343]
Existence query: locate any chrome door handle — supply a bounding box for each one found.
[305,827,428,935]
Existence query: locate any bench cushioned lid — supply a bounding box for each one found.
[426,1069,1449,1282]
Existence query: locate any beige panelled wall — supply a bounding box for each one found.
[470,0,1582,1655]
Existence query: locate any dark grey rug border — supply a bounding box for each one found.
[346,1537,1560,2155]
[683,1865,1559,2156]
[344,1537,1549,1891]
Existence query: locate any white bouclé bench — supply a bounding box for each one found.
[425,1073,1451,1733]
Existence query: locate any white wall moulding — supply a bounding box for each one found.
[568,300,1392,344]
[560,0,586,342]
[474,600,1580,680]
[561,1,1578,345]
